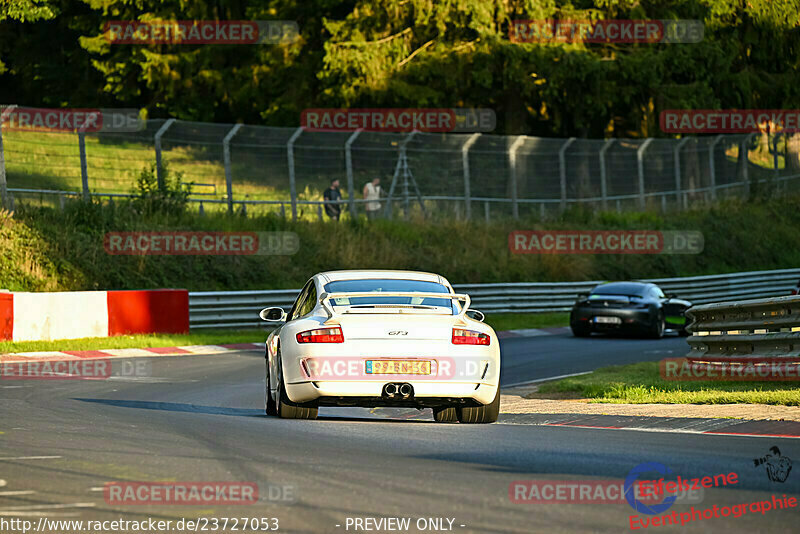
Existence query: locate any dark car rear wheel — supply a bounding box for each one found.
[648,311,665,339]
[571,323,592,337]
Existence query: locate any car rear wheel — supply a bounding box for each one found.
[276,355,318,420]
[265,352,277,416]
[457,388,500,424]
[432,406,458,423]
[649,311,665,339]
[571,323,591,337]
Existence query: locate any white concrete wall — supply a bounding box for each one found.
[13,291,109,342]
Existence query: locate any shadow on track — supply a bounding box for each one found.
[74,398,263,417]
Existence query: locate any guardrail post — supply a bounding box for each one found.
[674,137,690,210]
[461,133,481,220]
[78,132,90,201]
[508,136,525,219]
[558,137,576,213]
[154,119,176,191]
[222,124,243,214]
[708,134,724,202]
[598,139,614,211]
[636,138,653,210]
[345,129,362,217]
[286,127,304,221]
[484,200,489,223]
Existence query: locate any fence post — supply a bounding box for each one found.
[484,201,489,223]
[636,138,653,210]
[674,137,690,210]
[345,129,362,217]
[154,119,176,191]
[708,134,724,201]
[0,122,6,210]
[508,136,525,219]
[741,132,756,196]
[286,127,304,221]
[222,123,243,214]
[558,137,576,213]
[0,105,16,210]
[461,133,481,220]
[78,132,89,201]
[598,139,614,211]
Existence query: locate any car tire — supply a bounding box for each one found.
[265,352,277,416]
[432,406,458,423]
[571,324,591,337]
[649,310,665,339]
[457,387,500,424]
[276,355,318,420]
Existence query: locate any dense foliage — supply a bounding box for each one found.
[1,0,799,137]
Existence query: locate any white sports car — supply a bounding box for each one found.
[260,270,500,423]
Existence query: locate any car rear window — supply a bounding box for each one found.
[323,279,454,310]
[591,283,648,296]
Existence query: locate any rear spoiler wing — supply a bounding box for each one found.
[319,291,471,323]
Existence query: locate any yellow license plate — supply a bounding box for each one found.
[365,360,431,375]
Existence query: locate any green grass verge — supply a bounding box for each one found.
[534,361,800,406]
[0,329,270,354]
[484,312,569,332]
[6,192,800,293]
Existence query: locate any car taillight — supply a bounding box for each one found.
[296,326,344,343]
[452,328,490,345]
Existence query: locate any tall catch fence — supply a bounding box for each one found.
[2,119,799,220]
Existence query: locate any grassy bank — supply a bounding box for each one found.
[533,361,800,405]
[3,193,800,292]
[0,330,270,354]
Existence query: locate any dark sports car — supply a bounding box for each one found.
[570,281,692,338]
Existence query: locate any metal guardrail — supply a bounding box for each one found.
[685,295,800,363]
[189,267,800,329]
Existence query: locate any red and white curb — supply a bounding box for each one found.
[0,343,264,362]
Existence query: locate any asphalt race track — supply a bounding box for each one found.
[0,333,798,534]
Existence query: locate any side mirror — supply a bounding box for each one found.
[465,309,485,322]
[259,307,286,322]
[666,294,677,299]
[577,292,589,299]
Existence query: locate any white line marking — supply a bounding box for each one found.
[0,480,5,488]
[0,491,35,496]
[0,456,61,461]
[0,386,31,389]
[497,421,800,439]
[88,487,105,492]
[502,371,592,388]
[0,511,81,517]
[0,502,95,511]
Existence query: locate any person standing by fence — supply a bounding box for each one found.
[323,179,343,221]
[363,177,382,220]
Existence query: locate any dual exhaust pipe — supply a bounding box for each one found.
[383,382,413,399]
